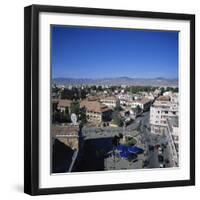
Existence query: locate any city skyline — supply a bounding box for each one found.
[52,26,178,79]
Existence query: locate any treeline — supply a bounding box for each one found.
[160,87,178,94]
[61,88,87,100]
[53,85,179,101]
[128,86,159,93]
[128,86,178,94]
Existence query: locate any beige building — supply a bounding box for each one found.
[80,99,112,123]
[57,99,72,112]
[150,95,178,135]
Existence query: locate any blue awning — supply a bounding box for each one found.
[128,146,144,154]
[115,144,144,159]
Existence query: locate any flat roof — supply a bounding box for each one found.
[52,125,79,137]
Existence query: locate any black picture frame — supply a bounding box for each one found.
[24,4,195,196]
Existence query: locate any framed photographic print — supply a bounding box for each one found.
[24,4,195,195]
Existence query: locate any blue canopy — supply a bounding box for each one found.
[128,146,144,154]
[115,145,143,159]
[116,145,127,152]
[120,151,129,158]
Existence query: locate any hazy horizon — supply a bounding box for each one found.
[52,76,178,80]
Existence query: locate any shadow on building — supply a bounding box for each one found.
[73,137,113,172]
[52,139,74,173]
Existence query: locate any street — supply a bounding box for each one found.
[79,110,174,171]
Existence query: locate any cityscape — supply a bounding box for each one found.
[51,26,179,173]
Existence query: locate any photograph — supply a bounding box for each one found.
[24,5,195,195]
[51,26,179,174]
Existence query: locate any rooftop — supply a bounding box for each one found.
[52,124,79,137]
[136,98,151,104]
[87,96,100,101]
[57,99,72,108]
[157,95,171,101]
[80,99,111,113]
[100,96,117,101]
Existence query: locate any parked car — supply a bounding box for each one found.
[158,155,164,163]
[159,163,164,168]
[158,147,163,155]
[148,145,154,151]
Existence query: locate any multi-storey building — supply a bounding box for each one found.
[150,95,178,134]
[166,116,179,166]
[80,98,112,123]
[100,96,118,108]
[128,98,152,111]
[117,93,133,106]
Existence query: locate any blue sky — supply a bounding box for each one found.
[52,26,178,79]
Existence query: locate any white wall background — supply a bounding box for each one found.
[0,0,199,199]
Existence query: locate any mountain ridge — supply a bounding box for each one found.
[53,77,178,87]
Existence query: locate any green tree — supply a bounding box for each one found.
[173,87,178,92]
[79,108,87,125]
[61,89,74,100]
[114,100,122,111]
[112,112,123,127]
[91,85,97,90]
[136,105,142,113]
[125,137,137,146]
[64,107,71,122]
[80,89,87,99]
[160,87,165,95]
[70,101,80,115]
[97,85,103,92]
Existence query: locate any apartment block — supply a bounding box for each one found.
[150,94,178,135]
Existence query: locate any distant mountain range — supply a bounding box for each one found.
[53,77,178,87]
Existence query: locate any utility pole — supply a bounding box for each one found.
[123,120,126,143]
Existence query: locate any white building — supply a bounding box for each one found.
[163,91,172,96]
[118,93,133,100]
[166,116,179,167]
[150,95,178,135]
[100,96,118,108]
[117,93,133,106]
[153,88,161,97]
[129,108,142,119]
[144,92,155,101]
[128,98,151,111]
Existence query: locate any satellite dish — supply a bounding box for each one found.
[71,113,77,125]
